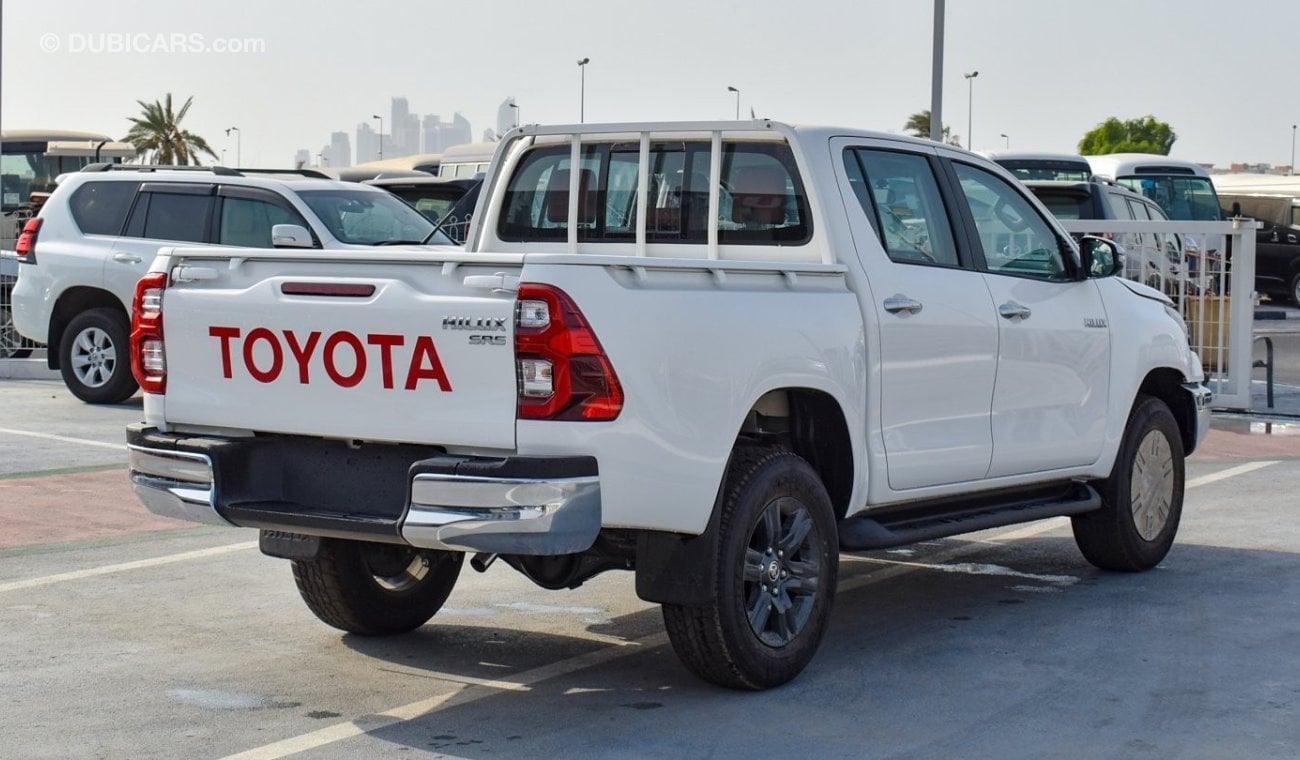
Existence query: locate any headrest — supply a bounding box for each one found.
[545,168,596,224]
[731,166,787,225]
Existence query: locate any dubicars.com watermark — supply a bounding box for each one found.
[39,32,267,55]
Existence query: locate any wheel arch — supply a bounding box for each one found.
[1136,368,1197,456]
[635,386,856,608]
[48,287,127,369]
[740,387,855,521]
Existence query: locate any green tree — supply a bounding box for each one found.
[123,93,218,165]
[1078,116,1176,155]
[904,110,962,147]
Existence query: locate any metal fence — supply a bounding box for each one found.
[1060,219,1260,410]
[1,249,36,359]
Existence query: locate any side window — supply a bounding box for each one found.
[1104,189,1132,220]
[844,148,959,266]
[68,181,139,235]
[953,163,1068,280]
[218,196,305,247]
[129,191,213,243]
[496,141,810,244]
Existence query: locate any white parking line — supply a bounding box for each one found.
[0,542,257,594]
[1185,460,1277,489]
[0,426,127,452]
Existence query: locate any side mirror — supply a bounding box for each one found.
[271,224,314,248]
[1079,235,1124,279]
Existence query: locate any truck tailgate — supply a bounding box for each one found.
[158,252,522,448]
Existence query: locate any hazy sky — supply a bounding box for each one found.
[3,0,1297,168]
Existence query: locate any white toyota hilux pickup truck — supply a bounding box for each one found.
[127,121,1211,690]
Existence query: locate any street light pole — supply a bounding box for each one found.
[964,71,978,149]
[1000,133,1009,149]
[727,86,740,120]
[577,58,590,123]
[225,126,240,167]
[930,0,945,143]
[372,115,383,160]
[1292,124,1296,175]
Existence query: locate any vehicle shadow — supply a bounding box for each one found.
[331,536,1300,758]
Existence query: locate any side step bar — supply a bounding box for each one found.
[839,481,1101,551]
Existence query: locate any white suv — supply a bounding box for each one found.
[12,165,447,403]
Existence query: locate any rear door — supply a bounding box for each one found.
[833,138,999,491]
[946,160,1110,477]
[159,251,522,448]
[110,183,216,305]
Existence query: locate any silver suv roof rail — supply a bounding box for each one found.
[80,164,331,179]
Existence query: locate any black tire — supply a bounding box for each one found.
[291,539,463,636]
[0,304,33,360]
[59,307,138,404]
[662,447,838,690]
[1288,273,1300,308]
[1072,395,1185,571]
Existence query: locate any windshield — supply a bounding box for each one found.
[296,188,436,245]
[1030,189,1092,220]
[2,151,113,212]
[382,187,466,223]
[1117,176,1221,221]
[997,160,1091,182]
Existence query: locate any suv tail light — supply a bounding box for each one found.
[515,283,622,421]
[15,218,41,263]
[131,272,168,393]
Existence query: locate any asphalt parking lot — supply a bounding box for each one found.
[2,378,1299,759]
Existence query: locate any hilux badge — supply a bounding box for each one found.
[1084,318,1108,329]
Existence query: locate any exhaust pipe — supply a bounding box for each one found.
[470,552,498,573]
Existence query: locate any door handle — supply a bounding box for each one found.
[998,302,1032,321]
[462,272,520,293]
[112,253,143,264]
[882,296,923,315]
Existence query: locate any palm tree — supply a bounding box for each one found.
[904,110,962,148]
[123,94,218,165]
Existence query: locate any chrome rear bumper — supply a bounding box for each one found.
[127,445,230,526]
[403,473,600,554]
[126,425,600,556]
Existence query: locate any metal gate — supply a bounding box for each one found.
[1060,219,1260,410]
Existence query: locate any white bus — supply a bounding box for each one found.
[2,129,136,249]
[1086,153,1223,221]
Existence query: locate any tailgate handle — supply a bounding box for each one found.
[173,266,219,282]
[463,273,520,293]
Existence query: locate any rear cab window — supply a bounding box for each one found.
[496,140,811,247]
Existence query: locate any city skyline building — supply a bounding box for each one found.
[355,122,380,164]
[301,96,482,167]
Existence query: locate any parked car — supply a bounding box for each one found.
[1023,178,1190,295]
[1218,191,1300,306]
[2,255,38,359]
[12,164,452,403]
[365,176,479,243]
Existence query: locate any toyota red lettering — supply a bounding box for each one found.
[206,326,452,391]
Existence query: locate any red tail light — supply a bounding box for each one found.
[15,218,41,263]
[131,272,169,394]
[515,283,622,421]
